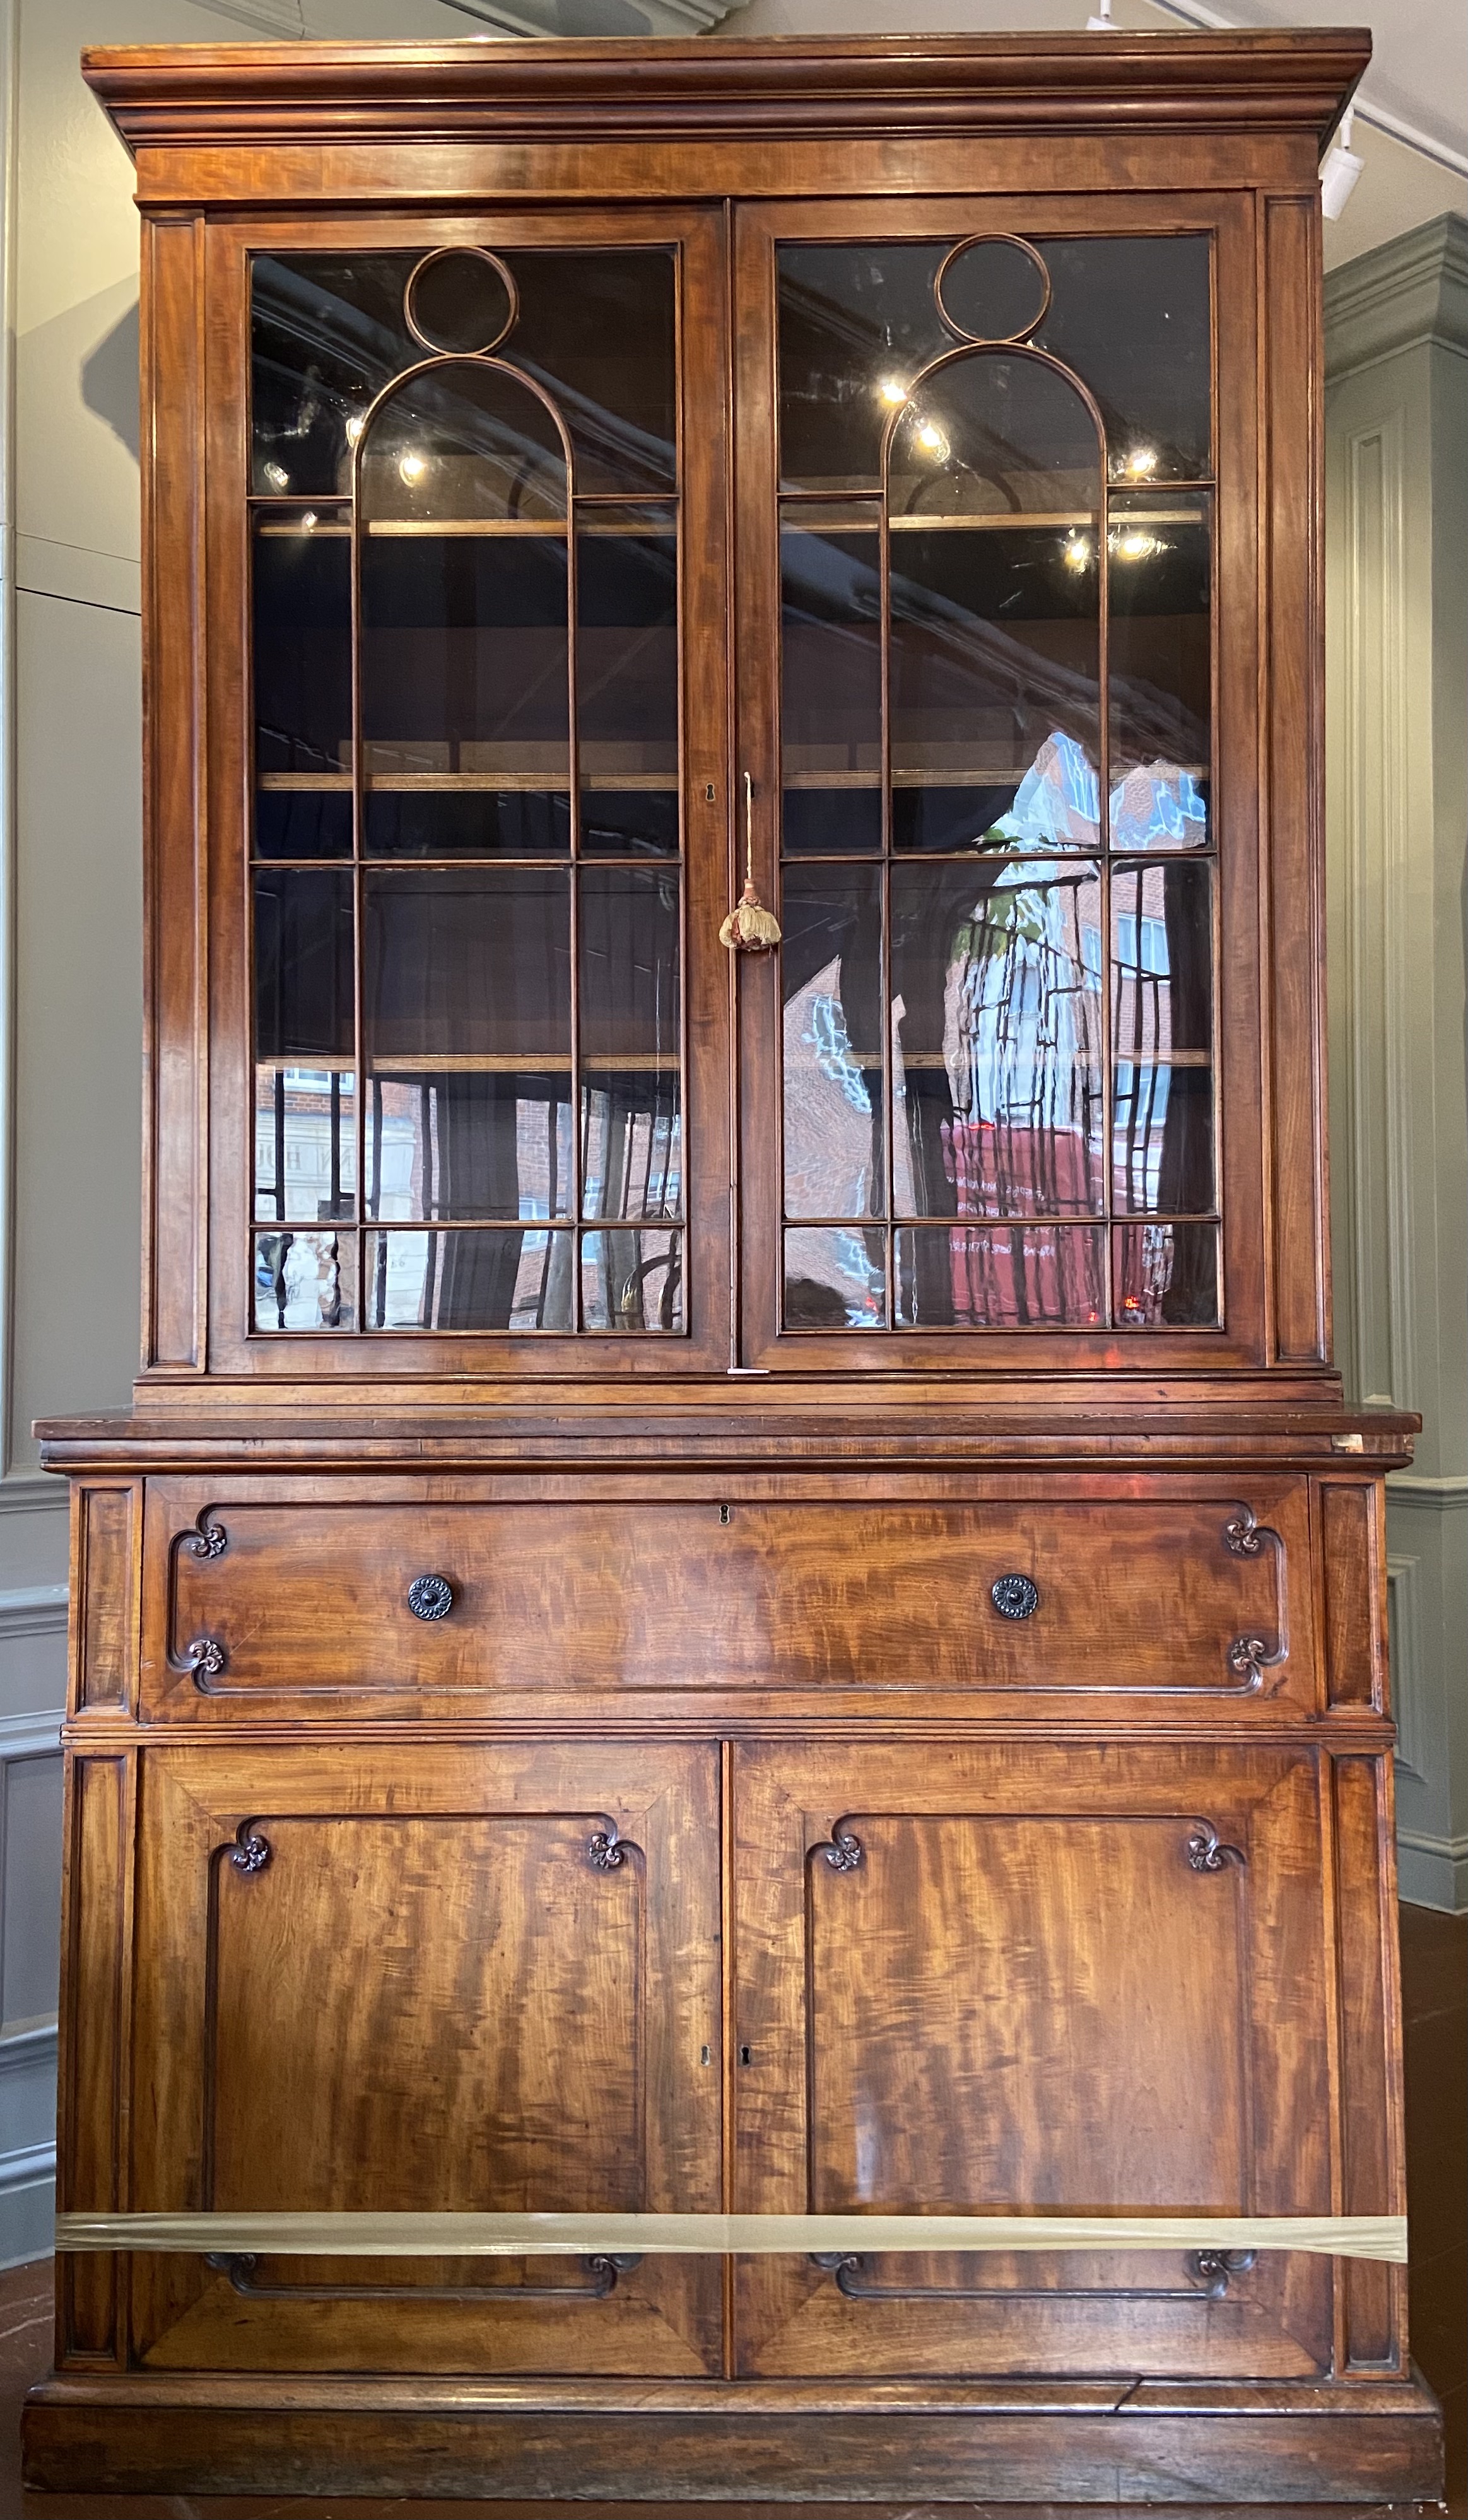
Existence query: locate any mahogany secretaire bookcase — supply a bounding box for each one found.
[23,28,1442,2503]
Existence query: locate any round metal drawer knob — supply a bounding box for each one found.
[991,1572,1040,1620]
[407,1573,455,1622]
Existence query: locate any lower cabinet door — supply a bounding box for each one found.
[732,1740,1335,2379]
[123,1740,722,2375]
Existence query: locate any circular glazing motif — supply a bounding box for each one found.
[990,1571,1041,1621]
[936,236,1051,346]
[407,1572,455,1622]
[405,249,518,358]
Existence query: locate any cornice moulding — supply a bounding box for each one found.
[1325,213,1468,380]
[81,30,1369,159]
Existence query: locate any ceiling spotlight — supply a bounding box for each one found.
[1123,445,1158,479]
[262,460,289,491]
[878,376,908,407]
[1086,0,1116,26]
[344,414,366,447]
[914,420,948,459]
[398,450,427,486]
[1321,108,1365,221]
[300,511,318,532]
[1062,533,1092,573]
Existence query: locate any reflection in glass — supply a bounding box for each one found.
[363,870,570,1064]
[1112,1065,1214,1216]
[255,1065,356,1224]
[254,1231,356,1332]
[1112,861,1212,1057]
[895,1224,1105,1328]
[1110,493,1211,848]
[580,868,680,1064]
[582,1229,683,1330]
[367,1228,573,1332]
[254,510,352,859]
[776,235,1211,494]
[583,1080,681,1223]
[784,1227,886,1328]
[781,522,882,855]
[888,356,1100,522]
[778,243,950,491]
[1115,1222,1219,1328]
[782,866,883,1221]
[363,1074,573,1223]
[253,248,677,504]
[254,870,355,1062]
[1033,235,1212,484]
[579,515,679,858]
[889,539,1102,855]
[892,862,1103,1223]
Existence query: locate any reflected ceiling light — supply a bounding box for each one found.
[914,420,948,457]
[344,414,366,447]
[878,376,908,407]
[398,450,428,485]
[262,460,289,490]
[1122,445,1158,479]
[1321,108,1365,220]
[1062,532,1092,572]
[1086,0,1116,25]
[1112,528,1168,561]
[300,510,318,532]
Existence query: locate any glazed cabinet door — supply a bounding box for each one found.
[732,1740,1334,2378]
[733,195,1267,1371]
[203,211,732,1376]
[112,1741,720,2374]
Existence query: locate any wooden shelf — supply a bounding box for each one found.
[366,1052,679,1075]
[259,773,679,795]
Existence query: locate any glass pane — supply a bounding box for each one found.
[1109,493,1211,850]
[254,509,351,859]
[1033,235,1212,484]
[1112,860,1212,1058]
[578,512,679,858]
[363,1074,573,1224]
[366,1228,573,1332]
[579,868,680,1065]
[582,1229,683,1330]
[582,1079,681,1223]
[891,862,1104,1219]
[363,869,570,1065]
[781,517,882,856]
[782,865,884,1221]
[507,249,676,496]
[895,1224,1105,1328]
[1112,1065,1214,1216]
[1115,1221,1219,1329]
[254,1231,356,1332]
[888,508,1100,853]
[778,244,949,491]
[784,1226,887,1328]
[254,1065,356,1224]
[252,254,418,498]
[888,354,1101,523]
[254,870,354,1062]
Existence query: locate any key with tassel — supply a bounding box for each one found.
[720,772,782,953]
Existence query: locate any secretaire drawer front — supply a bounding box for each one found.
[145,1485,1312,1710]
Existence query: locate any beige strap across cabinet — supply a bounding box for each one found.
[56,2210,1409,2262]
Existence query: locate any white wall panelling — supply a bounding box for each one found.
[1325,214,1468,1913]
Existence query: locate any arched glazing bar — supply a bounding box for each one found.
[341,247,683,1336]
[777,231,1218,1335]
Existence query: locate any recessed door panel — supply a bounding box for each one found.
[732,1740,1332,2378]
[124,1742,720,2375]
